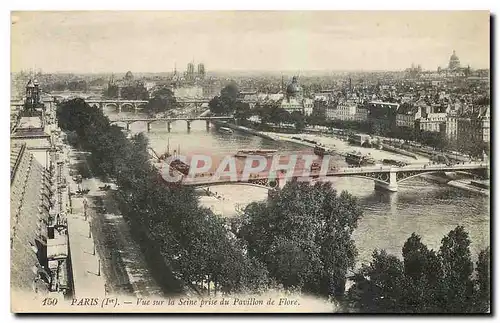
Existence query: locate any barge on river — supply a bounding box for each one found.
[345,151,376,167]
[235,149,277,158]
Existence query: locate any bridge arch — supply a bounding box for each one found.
[120,102,135,112]
[396,169,484,184]
[103,103,119,111]
[324,173,391,186]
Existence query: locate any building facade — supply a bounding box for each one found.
[335,99,357,121]
[418,113,447,132]
[10,143,52,294]
[367,101,400,130]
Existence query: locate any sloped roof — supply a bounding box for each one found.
[10,145,50,292]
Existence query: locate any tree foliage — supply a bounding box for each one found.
[209,83,240,116]
[144,86,178,115]
[235,181,363,297]
[57,98,269,295]
[347,226,490,313]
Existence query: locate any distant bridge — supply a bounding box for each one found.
[86,99,149,113]
[86,97,257,113]
[179,162,489,192]
[110,115,235,131]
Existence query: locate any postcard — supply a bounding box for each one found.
[10,10,490,314]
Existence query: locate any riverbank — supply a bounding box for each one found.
[380,144,419,159]
[64,140,165,297]
[447,180,490,197]
[109,110,488,278]
[197,185,269,218]
[261,131,430,165]
[213,120,277,141]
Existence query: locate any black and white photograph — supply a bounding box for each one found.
[9,10,491,313]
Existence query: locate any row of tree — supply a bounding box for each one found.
[45,80,89,92]
[347,227,490,313]
[57,97,369,300]
[57,97,490,312]
[56,98,269,295]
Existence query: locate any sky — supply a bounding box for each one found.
[10,11,490,73]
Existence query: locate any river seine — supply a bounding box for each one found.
[113,112,490,267]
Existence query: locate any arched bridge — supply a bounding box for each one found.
[110,115,235,131]
[80,97,257,113]
[179,162,489,192]
[86,99,149,113]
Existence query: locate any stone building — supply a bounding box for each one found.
[396,103,420,128]
[10,143,52,294]
[280,76,307,114]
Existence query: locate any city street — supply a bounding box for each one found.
[67,148,164,298]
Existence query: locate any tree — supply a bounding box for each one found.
[438,226,475,313]
[208,96,225,116]
[290,111,306,131]
[209,83,240,116]
[347,226,489,313]
[144,86,177,115]
[220,82,239,103]
[347,250,406,313]
[401,233,442,312]
[234,101,251,123]
[121,83,149,100]
[474,247,490,312]
[236,181,363,298]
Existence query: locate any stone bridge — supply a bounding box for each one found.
[86,99,149,113]
[110,115,235,131]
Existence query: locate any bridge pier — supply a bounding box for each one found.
[117,105,122,113]
[186,120,191,131]
[374,171,398,192]
[167,122,171,132]
[205,120,210,131]
[133,104,138,114]
[147,122,152,132]
[126,123,130,131]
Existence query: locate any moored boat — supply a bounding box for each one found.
[382,158,408,167]
[235,149,277,157]
[345,151,376,167]
[219,127,233,134]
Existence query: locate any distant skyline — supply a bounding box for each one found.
[11,11,490,74]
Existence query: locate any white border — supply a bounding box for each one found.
[2,1,498,322]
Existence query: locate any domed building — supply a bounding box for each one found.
[280,76,313,115]
[437,50,469,77]
[124,71,134,82]
[448,50,461,71]
[286,76,303,100]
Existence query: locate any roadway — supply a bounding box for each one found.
[67,147,164,298]
[179,162,488,186]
